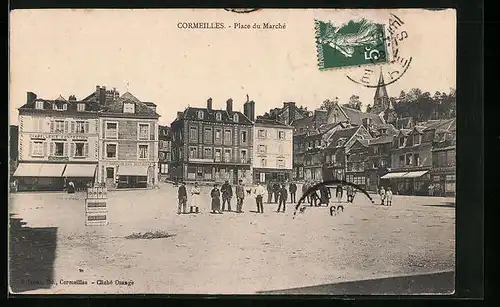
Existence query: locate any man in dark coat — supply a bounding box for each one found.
[177,182,187,214]
[277,184,288,213]
[272,182,280,203]
[235,179,245,213]
[211,184,222,214]
[289,181,297,203]
[221,180,233,211]
[266,182,273,203]
[319,184,330,205]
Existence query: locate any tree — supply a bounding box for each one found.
[320,97,338,111]
[365,104,372,113]
[342,95,362,110]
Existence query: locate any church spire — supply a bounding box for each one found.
[374,71,389,101]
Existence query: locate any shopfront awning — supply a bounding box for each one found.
[39,164,66,177]
[13,163,43,177]
[402,170,429,178]
[117,165,148,176]
[380,172,409,179]
[63,164,97,177]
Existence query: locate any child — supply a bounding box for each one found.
[210,184,222,214]
[190,182,201,213]
[385,187,393,206]
[379,187,386,206]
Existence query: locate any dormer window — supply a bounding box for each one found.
[77,103,85,112]
[53,103,66,111]
[233,113,239,122]
[123,102,135,113]
[216,112,222,121]
[337,138,346,147]
[35,101,43,110]
[197,111,204,120]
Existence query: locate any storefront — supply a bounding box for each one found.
[253,168,292,183]
[380,170,430,196]
[63,164,97,191]
[430,167,456,197]
[116,165,149,189]
[13,163,66,191]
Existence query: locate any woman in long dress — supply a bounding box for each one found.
[210,184,222,214]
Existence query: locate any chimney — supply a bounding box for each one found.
[68,95,77,102]
[226,98,233,113]
[284,102,296,124]
[243,100,255,121]
[207,98,213,110]
[27,92,37,105]
[96,85,100,92]
[177,111,183,119]
[99,87,106,105]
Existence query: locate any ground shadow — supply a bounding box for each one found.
[9,213,58,293]
[423,202,456,208]
[257,271,455,295]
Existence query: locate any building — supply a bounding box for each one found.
[170,97,254,184]
[83,86,160,189]
[158,125,173,181]
[345,138,370,190]
[14,92,100,191]
[9,125,19,178]
[260,101,310,125]
[252,118,293,183]
[364,127,398,192]
[430,120,456,196]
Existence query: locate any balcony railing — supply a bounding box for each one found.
[189,157,251,164]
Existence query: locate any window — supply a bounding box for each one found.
[278,131,285,140]
[166,152,171,161]
[333,154,337,164]
[316,140,320,147]
[446,174,456,181]
[433,175,440,182]
[258,129,266,138]
[406,153,413,165]
[160,164,168,174]
[215,149,222,162]
[31,141,44,156]
[197,167,203,177]
[189,147,197,159]
[106,144,117,158]
[373,146,379,154]
[399,137,405,147]
[233,114,239,122]
[326,155,330,163]
[224,149,231,162]
[77,103,85,112]
[216,112,222,121]
[215,129,222,143]
[138,124,150,140]
[261,158,267,167]
[75,121,86,133]
[277,159,285,168]
[204,147,212,159]
[106,167,114,179]
[106,122,118,138]
[241,130,247,143]
[54,142,64,156]
[204,127,212,143]
[259,145,267,153]
[189,126,198,142]
[197,111,204,120]
[63,104,67,110]
[413,134,421,145]
[123,102,135,113]
[138,144,149,159]
[446,150,455,166]
[337,138,345,147]
[399,155,405,166]
[414,153,420,166]
[437,152,447,167]
[74,143,85,157]
[54,120,65,133]
[159,152,166,160]
[224,129,232,145]
[35,101,44,110]
[240,150,247,163]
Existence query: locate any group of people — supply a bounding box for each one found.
[378,186,393,206]
[177,180,360,214]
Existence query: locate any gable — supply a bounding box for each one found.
[327,104,349,124]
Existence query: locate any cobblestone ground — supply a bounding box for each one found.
[9,183,455,294]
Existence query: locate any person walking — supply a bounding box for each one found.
[211,183,222,214]
[221,180,233,211]
[302,181,310,205]
[266,182,273,203]
[277,184,288,213]
[190,182,201,212]
[335,184,343,203]
[346,185,354,203]
[235,179,245,213]
[289,181,297,203]
[272,182,280,204]
[254,182,266,213]
[386,187,393,206]
[379,186,386,206]
[177,182,188,214]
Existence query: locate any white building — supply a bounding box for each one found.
[252,118,294,183]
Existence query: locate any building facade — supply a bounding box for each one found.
[10,125,19,179]
[158,125,173,181]
[170,97,254,184]
[15,93,100,191]
[252,118,293,183]
[345,139,370,190]
[82,87,160,189]
[430,123,456,196]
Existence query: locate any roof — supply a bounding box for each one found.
[340,105,384,126]
[326,126,360,149]
[422,118,456,131]
[54,95,67,101]
[19,98,102,112]
[143,102,157,107]
[393,117,412,129]
[255,118,291,128]
[98,92,160,118]
[178,107,252,124]
[399,129,412,136]
[413,125,426,133]
[369,134,395,145]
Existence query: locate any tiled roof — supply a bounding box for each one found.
[422,118,456,131]
[340,106,384,126]
[369,135,395,145]
[326,126,360,149]
[179,107,252,124]
[54,95,67,101]
[19,98,102,112]
[99,94,160,118]
[394,117,412,128]
[255,118,290,128]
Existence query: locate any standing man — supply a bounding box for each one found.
[266,182,273,203]
[386,187,393,206]
[235,179,245,213]
[346,185,354,203]
[211,183,222,214]
[177,182,188,215]
[190,182,201,212]
[335,184,343,203]
[379,186,386,205]
[277,184,288,213]
[254,182,266,213]
[221,180,233,212]
[272,182,280,204]
[302,181,310,205]
[289,181,297,203]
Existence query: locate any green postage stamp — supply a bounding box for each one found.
[315,18,389,70]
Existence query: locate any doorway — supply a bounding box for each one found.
[106,167,115,187]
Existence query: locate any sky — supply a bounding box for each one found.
[9,9,456,126]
